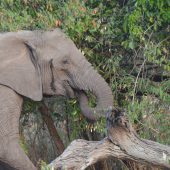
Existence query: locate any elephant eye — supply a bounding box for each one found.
[62,58,69,64]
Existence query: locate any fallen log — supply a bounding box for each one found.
[48,109,170,170]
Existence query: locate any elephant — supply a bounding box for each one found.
[0,29,113,170]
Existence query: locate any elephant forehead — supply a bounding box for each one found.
[39,43,71,60]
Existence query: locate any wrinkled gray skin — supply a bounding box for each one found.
[0,29,113,170]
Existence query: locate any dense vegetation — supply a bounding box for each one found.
[0,0,170,168]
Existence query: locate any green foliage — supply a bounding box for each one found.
[0,0,170,164]
[65,99,106,140]
[23,99,41,113]
[122,0,170,73]
[40,161,51,170]
[0,0,59,31]
[54,0,170,144]
[19,138,29,155]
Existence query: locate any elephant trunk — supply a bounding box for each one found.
[74,60,113,120]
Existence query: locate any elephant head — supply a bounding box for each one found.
[0,29,113,120]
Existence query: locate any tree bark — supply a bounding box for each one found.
[48,109,170,170]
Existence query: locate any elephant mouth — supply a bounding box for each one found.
[63,81,75,98]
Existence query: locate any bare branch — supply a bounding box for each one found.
[39,103,65,155]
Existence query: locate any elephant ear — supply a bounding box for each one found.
[0,33,42,101]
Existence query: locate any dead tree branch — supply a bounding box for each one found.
[48,109,170,170]
[39,103,65,155]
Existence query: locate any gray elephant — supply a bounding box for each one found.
[0,29,113,170]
